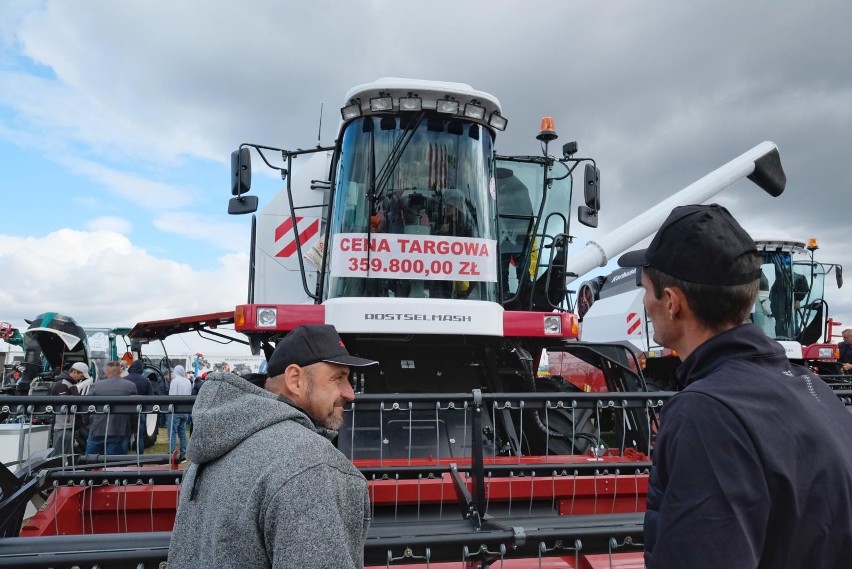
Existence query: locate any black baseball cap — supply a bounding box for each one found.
[266,324,377,377]
[618,204,761,285]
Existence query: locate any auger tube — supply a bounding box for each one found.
[566,141,785,283]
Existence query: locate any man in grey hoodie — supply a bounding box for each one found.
[168,324,377,569]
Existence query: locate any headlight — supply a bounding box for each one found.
[398,96,422,111]
[436,99,460,114]
[369,96,393,112]
[256,307,278,328]
[463,102,486,120]
[818,347,835,359]
[489,112,508,131]
[341,103,362,121]
[544,315,562,335]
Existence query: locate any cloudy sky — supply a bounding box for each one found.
[1,0,850,356]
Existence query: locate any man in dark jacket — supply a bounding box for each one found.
[168,324,377,569]
[191,371,206,395]
[85,360,138,455]
[837,328,852,373]
[619,204,852,569]
[124,360,153,453]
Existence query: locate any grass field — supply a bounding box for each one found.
[147,424,190,456]
[149,430,170,454]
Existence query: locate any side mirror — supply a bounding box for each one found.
[231,148,252,196]
[837,265,843,289]
[578,205,598,228]
[583,164,600,209]
[228,195,258,215]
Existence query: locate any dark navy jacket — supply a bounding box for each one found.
[838,341,852,365]
[645,324,852,568]
[125,361,153,396]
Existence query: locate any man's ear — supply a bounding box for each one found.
[665,286,688,319]
[276,364,306,399]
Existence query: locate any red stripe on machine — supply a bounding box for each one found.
[275,218,319,258]
[626,312,642,335]
[274,216,299,242]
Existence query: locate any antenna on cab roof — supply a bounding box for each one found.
[316,102,324,148]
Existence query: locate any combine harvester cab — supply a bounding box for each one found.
[4,79,842,569]
[751,238,844,376]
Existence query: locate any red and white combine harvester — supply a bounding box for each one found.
[4,78,843,569]
[574,234,844,390]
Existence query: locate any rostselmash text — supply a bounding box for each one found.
[611,268,637,283]
[365,313,472,322]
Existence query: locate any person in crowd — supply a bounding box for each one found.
[192,371,206,395]
[156,368,171,427]
[124,360,153,453]
[168,365,193,463]
[85,361,138,455]
[188,371,207,436]
[838,328,852,373]
[168,324,377,569]
[618,204,852,569]
[49,362,89,461]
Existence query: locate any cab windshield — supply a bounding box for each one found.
[327,113,498,301]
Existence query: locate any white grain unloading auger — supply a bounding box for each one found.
[569,142,845,388]
[4,79,838,569]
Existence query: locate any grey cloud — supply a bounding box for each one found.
[4,0,852,328]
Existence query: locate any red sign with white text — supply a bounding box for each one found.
[330,233,497,282]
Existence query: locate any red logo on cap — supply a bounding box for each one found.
[339,341,346,348]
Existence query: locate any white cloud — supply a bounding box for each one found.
[0,229,247,331]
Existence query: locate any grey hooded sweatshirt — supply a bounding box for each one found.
[167,372,370,569]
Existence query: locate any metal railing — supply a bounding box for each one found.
[1,388,850,568]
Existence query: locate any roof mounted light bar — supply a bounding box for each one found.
[339,89,507,132]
